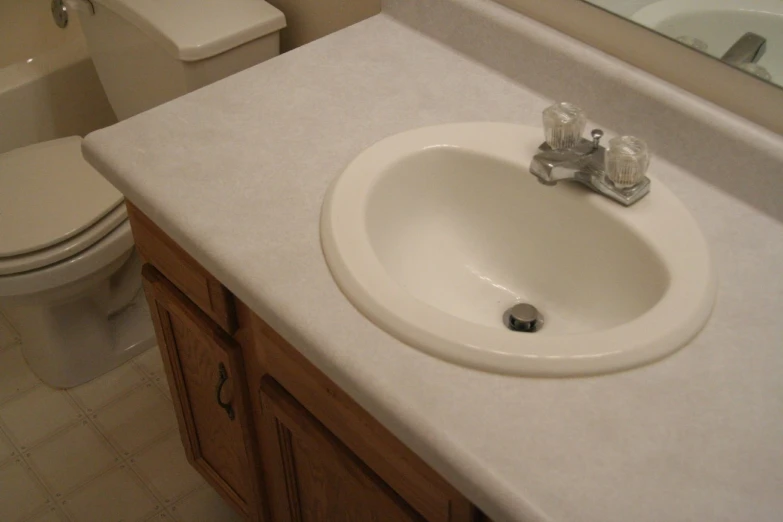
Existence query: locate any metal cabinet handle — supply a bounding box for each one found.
[215,363,235,420]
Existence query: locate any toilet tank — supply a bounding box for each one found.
[78,0,286,120]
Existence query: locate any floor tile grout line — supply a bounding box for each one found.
[55,365,172,463]
[57,461,128,518]
[125,463,171,511]
[123,426,178,462]
[0,403,78,505]
[0,415,63,518]
[0,316,21,351]
[0,339,21,355]
[146,508,178,521]
[20,420,122,502]
[131,357,161,380]
[0,387,86,454]
[1,366,165,517]
[18,502,74,522]
[108,406,197,511]
[2,348,200,522]
[3,361,156,456]
[3,347,205,521]
[47,424,177,517]
[53,456,173,521]
[65,360,153,414]
[6,450,65,522]
[0,377,42,408]
[65,376,150,416]
[8,423,195,522]
[124,447,199,513]
[106,383,194,509]
[0,343,22,356]
[110,459,168,521]
[83,401,141,461]
[0,422,19,464]
[167,485,214,521]
[85,381,173,459]
[151,378,173,402]
[0,415,85,457]
[5,413,181,522]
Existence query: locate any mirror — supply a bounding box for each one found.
[584,0,782,89]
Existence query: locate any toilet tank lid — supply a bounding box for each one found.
[92,0,286,61]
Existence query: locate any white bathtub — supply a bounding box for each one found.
[0,0,116,155]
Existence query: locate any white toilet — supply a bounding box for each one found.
[0,0,285,387]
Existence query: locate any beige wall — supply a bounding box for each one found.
[265,0,381,51]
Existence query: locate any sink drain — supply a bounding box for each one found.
[504,303,544,332]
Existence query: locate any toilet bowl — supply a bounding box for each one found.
[0,137,154,387]
[0,0,285,387]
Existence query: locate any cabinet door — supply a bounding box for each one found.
[142,265,263,521]
[259,376,426,522]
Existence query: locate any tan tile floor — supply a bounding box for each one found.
[0,314,243,522]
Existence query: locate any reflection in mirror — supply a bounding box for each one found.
[584,0,783,89]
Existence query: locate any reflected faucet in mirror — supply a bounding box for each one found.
[722,32,767,66]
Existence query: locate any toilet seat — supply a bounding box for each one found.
[0,137,126,276]
[0,220,134,299]
[0,205,128,275]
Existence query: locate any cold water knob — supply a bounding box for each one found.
[605,136,650,189]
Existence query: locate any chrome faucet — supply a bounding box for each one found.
[722,32,767,67]
[529,103,651,206]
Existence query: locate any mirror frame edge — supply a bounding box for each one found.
[493,0,783,136]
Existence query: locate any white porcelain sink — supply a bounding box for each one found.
[633,0,783,84]
[321,123,716,376]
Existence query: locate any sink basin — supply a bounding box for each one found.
[633,0,783,84]
[320,123,716,376]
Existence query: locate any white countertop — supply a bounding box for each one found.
[83,5,783,522]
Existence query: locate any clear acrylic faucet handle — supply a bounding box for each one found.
[542,102,587,150]
[605,136,650,189]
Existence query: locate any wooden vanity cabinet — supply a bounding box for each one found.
[128,203,487,522]
[259,376,426,521]
[142,265,265,521]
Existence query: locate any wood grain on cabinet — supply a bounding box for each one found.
[142,265,263,521]
[260,376,426,521]
[252,317,480,522]
[128,203,236,333]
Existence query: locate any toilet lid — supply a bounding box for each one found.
[0,204,127,276]
[0,137,124,259]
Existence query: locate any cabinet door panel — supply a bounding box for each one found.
[142,265,262,520]
[260,376,425,522]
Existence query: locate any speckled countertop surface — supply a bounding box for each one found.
[83,2,783,521]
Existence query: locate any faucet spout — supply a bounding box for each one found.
[529,148,590,185]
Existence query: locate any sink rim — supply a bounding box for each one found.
[321,122,717,376]
[632,0,783,20]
